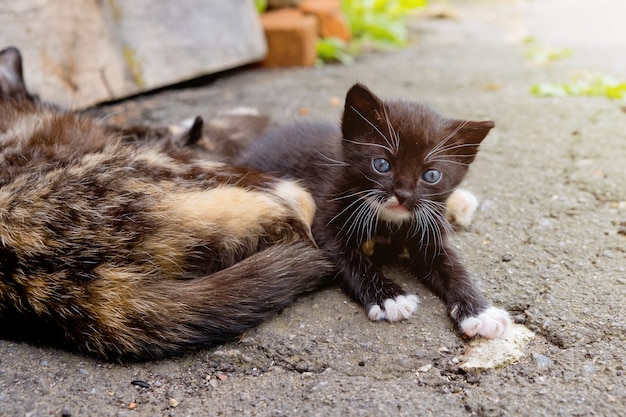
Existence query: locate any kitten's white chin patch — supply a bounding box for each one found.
[367,294,419,322]
[378,197,413,223]
[460,307,511,339]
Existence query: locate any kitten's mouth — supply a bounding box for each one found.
[384,201,409,212]
[379,197,412,223]
[383,196,409,211]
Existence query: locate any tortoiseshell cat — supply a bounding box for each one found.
[238,83,511,338]
[0,47,332,361]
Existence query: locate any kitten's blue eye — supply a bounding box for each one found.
[422,169,442,184]
[372,158,391,173]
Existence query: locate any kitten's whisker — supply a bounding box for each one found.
[421,200,454,239]
[329,194,369,227]
[348,105,395,153]
[421,190,452,199]
[382,105,400,152]
[344,139,393,154]
[426,144,478,163]
[316,151,349,167]
[424,119,473,161]
[427,159,471,167]
[329,189,383,234]
[362,198,381,242]
[330,190,368,202]
[426,142,480,160]
[424,113,481,161]
[363,174,384,188]
[424,131,454,161]
[431,142,479,152]
[345,193,381,243]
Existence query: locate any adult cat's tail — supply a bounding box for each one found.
[2,241,331,362]
[93,242,332,361]
[137,242,331,358]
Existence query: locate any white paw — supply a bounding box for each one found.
[367,294,419,322]
[460,307,511,339]
[446,188,479,227]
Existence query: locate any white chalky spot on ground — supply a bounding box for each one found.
[460,324,535,372]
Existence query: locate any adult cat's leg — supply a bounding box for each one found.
[408,240,510,338]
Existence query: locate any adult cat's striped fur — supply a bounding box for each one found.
[0,47,331,361]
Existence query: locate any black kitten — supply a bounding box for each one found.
[237,83,510,338]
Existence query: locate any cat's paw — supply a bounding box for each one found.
[446,188,479,227]
[367,294,419,322]
[460,307,511,339]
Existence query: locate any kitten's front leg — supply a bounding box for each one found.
[334,246,419,322]
[408,241,510,338]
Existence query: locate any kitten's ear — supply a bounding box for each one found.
[342,83,385,138]
[0,46,30,99]
[455,120,495,145]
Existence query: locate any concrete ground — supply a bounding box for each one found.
[1,0,624,416]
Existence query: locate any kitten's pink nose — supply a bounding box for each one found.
[395,189,412,205]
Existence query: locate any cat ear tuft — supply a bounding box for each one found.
[0,46,29,99]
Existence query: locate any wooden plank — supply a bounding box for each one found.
[0,0,266,108]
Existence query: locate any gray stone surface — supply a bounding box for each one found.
[1,0,625,416]
[0,0,266,107]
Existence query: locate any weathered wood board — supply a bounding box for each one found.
[0,0,267,108]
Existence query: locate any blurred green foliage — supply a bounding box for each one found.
[316,37,356,65]
[317,0,428,64]
[343,0,428,46]
[256,0,267,13]
[531,73,626,100]
[523,37,572,64]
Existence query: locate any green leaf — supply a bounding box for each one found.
[316,38,355,65]
[341,0,426,46]
[523,39,572,63]
[255,0,267,13]
[531,73,626,100]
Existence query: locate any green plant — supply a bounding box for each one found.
[343,0,428,47]
[531,73,626,100]
[255,0,267,13]
[317,0,428,64]
[523,37,572,64]
[316,37,355,65]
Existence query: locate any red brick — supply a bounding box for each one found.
[299,0,351,42]
[260,8,318,67]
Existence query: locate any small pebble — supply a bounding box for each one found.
[417,364,433,373]
[79,368,89,375]
[532,353,553,369]
[168,398,179,408]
